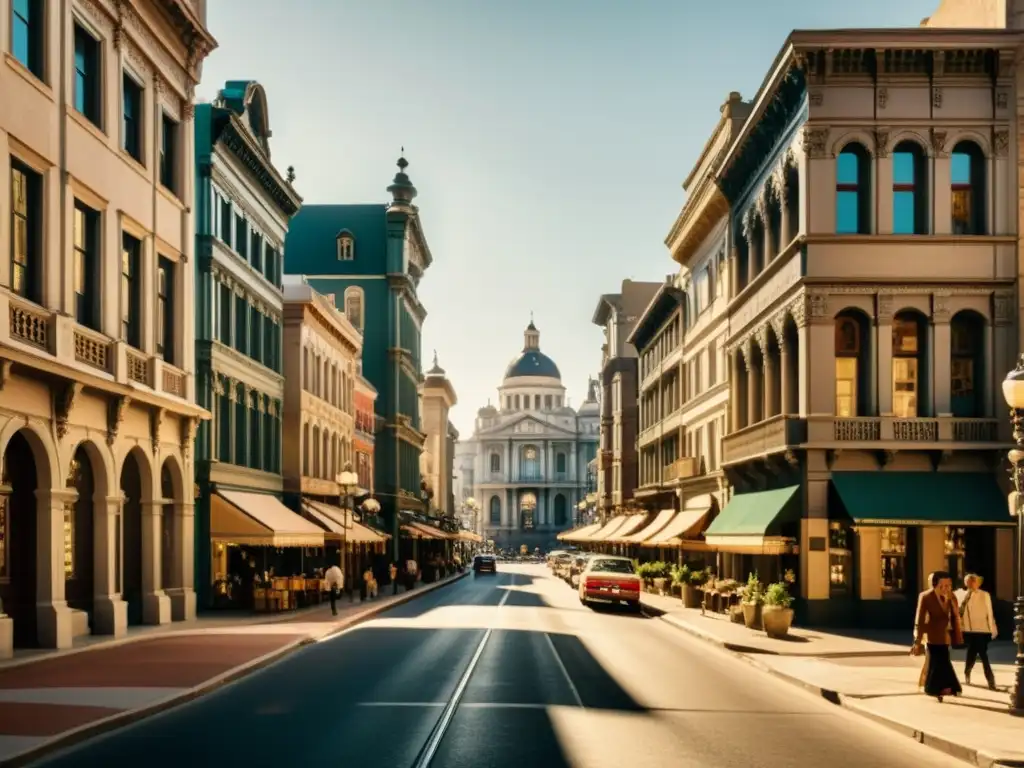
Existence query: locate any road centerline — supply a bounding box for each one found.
[543,632,585,709]
[410,572,514,768]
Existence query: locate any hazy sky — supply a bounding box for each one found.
[198,0,939,435]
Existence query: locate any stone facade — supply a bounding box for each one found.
[419,354,457,516]
[192,81,300,606]
[354,375,378,494]
[592,280,661,520]
[0,0,216,653]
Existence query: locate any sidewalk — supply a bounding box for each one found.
[0,571,468,767]
[641,591,1024,768]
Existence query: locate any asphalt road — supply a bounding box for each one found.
[31,565,969,768]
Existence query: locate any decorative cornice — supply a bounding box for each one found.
[218,118,301,217]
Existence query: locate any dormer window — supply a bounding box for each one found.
[337,231,355,261]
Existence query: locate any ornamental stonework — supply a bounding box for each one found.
[801,127,829,159]
[994,130,1009,157]
[875,130,890,158]
[994,291,1014,326]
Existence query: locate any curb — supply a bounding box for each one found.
[2,571,470,767]
[644,604,1018,768]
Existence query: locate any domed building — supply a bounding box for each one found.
[455,318,599,551]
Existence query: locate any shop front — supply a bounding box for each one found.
[303,499,389,599]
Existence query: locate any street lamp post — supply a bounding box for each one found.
[336,465,360,603]
[999,355,1024,717]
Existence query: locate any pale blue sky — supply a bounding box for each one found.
[198,0,939,435]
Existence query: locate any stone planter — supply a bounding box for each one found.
[762,605,794,638]
[682,584,702,609]
[742,602,762,630]
[728,603,745,624]
[653,577,668,596]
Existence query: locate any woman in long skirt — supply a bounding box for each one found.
[912,571,964,702]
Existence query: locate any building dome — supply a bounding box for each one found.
[576,377,599,415]
[503,317,561,381]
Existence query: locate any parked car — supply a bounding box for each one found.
[578,556,642,613]
[546,550,568,569]
[552,552,574,581]
[473,554,497,575]
[568,554,591,588]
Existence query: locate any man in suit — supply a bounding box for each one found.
[955,573,998,690]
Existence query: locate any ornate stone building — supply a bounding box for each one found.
[712,29,1020,629]
[457,319,599,551]
[419,353,457,516]
[192,81,302,606]
[0,0,216,653]
[354,373,378,494]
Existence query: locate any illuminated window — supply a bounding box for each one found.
[951,141,985,235]
[880,526,906,593]
[892,314,922,418]
[834,315,861,417]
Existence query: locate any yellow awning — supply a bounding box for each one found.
[580,514,640,542]
[402,522,445,540]
[644,495,714,548]
[603,514,649,543]
[212,491,325,548]
[558,522,602,542]
[457,530,482,542]
[616,509,676,544]
[303,500,386,544]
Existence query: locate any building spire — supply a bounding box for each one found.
[428,349,445,376]
[387,148,417,205]
[523,316,540,351]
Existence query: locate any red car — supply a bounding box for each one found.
[578,556,642,613]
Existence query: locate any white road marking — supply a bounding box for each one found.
[357,702,446,708]
[459,702,550,710]
[544,632,585,709]
[412,574,514,768]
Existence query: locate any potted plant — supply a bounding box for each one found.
[762,581,794,638]
[715,578,741,618]
[742,572,764,630]
[670,564,689,598]
[651,561,671,595]
[683,568,706,609]
[636,562,654,590]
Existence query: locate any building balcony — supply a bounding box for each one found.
[722,414,1005,466]
[3,292,194,404]
[664,456,698,482]
[722,415,807,466]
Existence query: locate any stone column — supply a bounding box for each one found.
[0,485,12,659]
[166,501,197,621]
[92,493,127,636]
[140,501,171,625]
[763,343,778,419]
[780,337,794,415]
[730,351,743,431]
[746,347,761,426]
[932,301,952,417]
[877,297,894,415]
[34,489,76,649]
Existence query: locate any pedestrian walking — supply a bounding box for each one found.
[912,570,964,702]
[324,563,344,616]
[955,573,998,689]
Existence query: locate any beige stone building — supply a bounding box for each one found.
[419,353,457,516]
[281,278,359,505]
[0,0,215,654]
[709,29,1019,629]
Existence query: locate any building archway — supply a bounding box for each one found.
[1,431,40,646]
[65,444,99,626]
[553,493,567,527]
[120,448,148,626]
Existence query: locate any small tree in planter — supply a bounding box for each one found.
[650,561,672,595]
[683,568,706,609]
[670,564,689,598]
[742,572,764,630]
[762,581,794,638]
[715,578,741,618]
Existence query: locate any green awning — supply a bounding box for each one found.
[831,472,1012,526]
[704,485,801,537]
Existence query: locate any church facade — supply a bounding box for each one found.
[457,320,599,551]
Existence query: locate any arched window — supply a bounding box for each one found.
[556,452,567,474]
[489,452,501,473]
[521,445,539,479]
[336,230,355,261]
[893,141,928,235]
[344,286,364,332]
[312,425,321,478]
[834,311,870,417]
[302,422,310,476]
[893,311,927,418]
[951,141,986,235]
[489,495,501,524]
[951,311,985,417]
[836,143,871,234]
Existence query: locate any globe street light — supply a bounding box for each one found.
[999,354,1024,717]
[337,465,360,601]
[521,492,537,531]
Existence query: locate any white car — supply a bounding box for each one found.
[578,556,642,613]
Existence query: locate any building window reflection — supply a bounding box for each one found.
[880,526,907,593]
[945,526,966,585]
[829,522,852,596]
[836,143,871,234]
[951,141,986,235]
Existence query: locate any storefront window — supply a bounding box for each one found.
[944,526,966,585]
[63,502,76,579]
[880,526,906,593]
[829,522,852,595]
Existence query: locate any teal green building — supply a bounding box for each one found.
[285,158,431,557]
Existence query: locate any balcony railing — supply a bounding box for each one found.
[664,456,698,482]
[74,326,111,373]
[722,415,807,466]
[9,298,49,350]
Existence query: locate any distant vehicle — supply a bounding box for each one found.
[578,556,642,613]
[473,554,497,575]
[568,553,591,588]
[546,550,568,568]
[551,552,574,580]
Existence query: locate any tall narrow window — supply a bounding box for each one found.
[219,198,231,244]
[10,160,42,303]
[834,315,861,417]
[951,141,986,235]
[836,143,871,234]
[73,24,101,127]
[73,201,100,329]
[344,287,364,331]
[249,310,261,363]
[122,72,143,162]
[160,114,178,192]
[250,230,262,271]
[337,232,354,260]
[12,0,44,78]
[892,313,922,418]
[120,233,141,347]
[893,141,928,235]
[556,453,567,474]
[951,311,984,418]
[250,399,261,470]
[234,295,247,355]
[217,385,231,462]
[218,282,231,345]
[235,214,247,259]
[157,257,174,364]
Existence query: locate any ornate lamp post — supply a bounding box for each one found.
[336,465,360,602]
[1000,355,1024,716]
[521,492,537,531]
[361,497,381,528]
